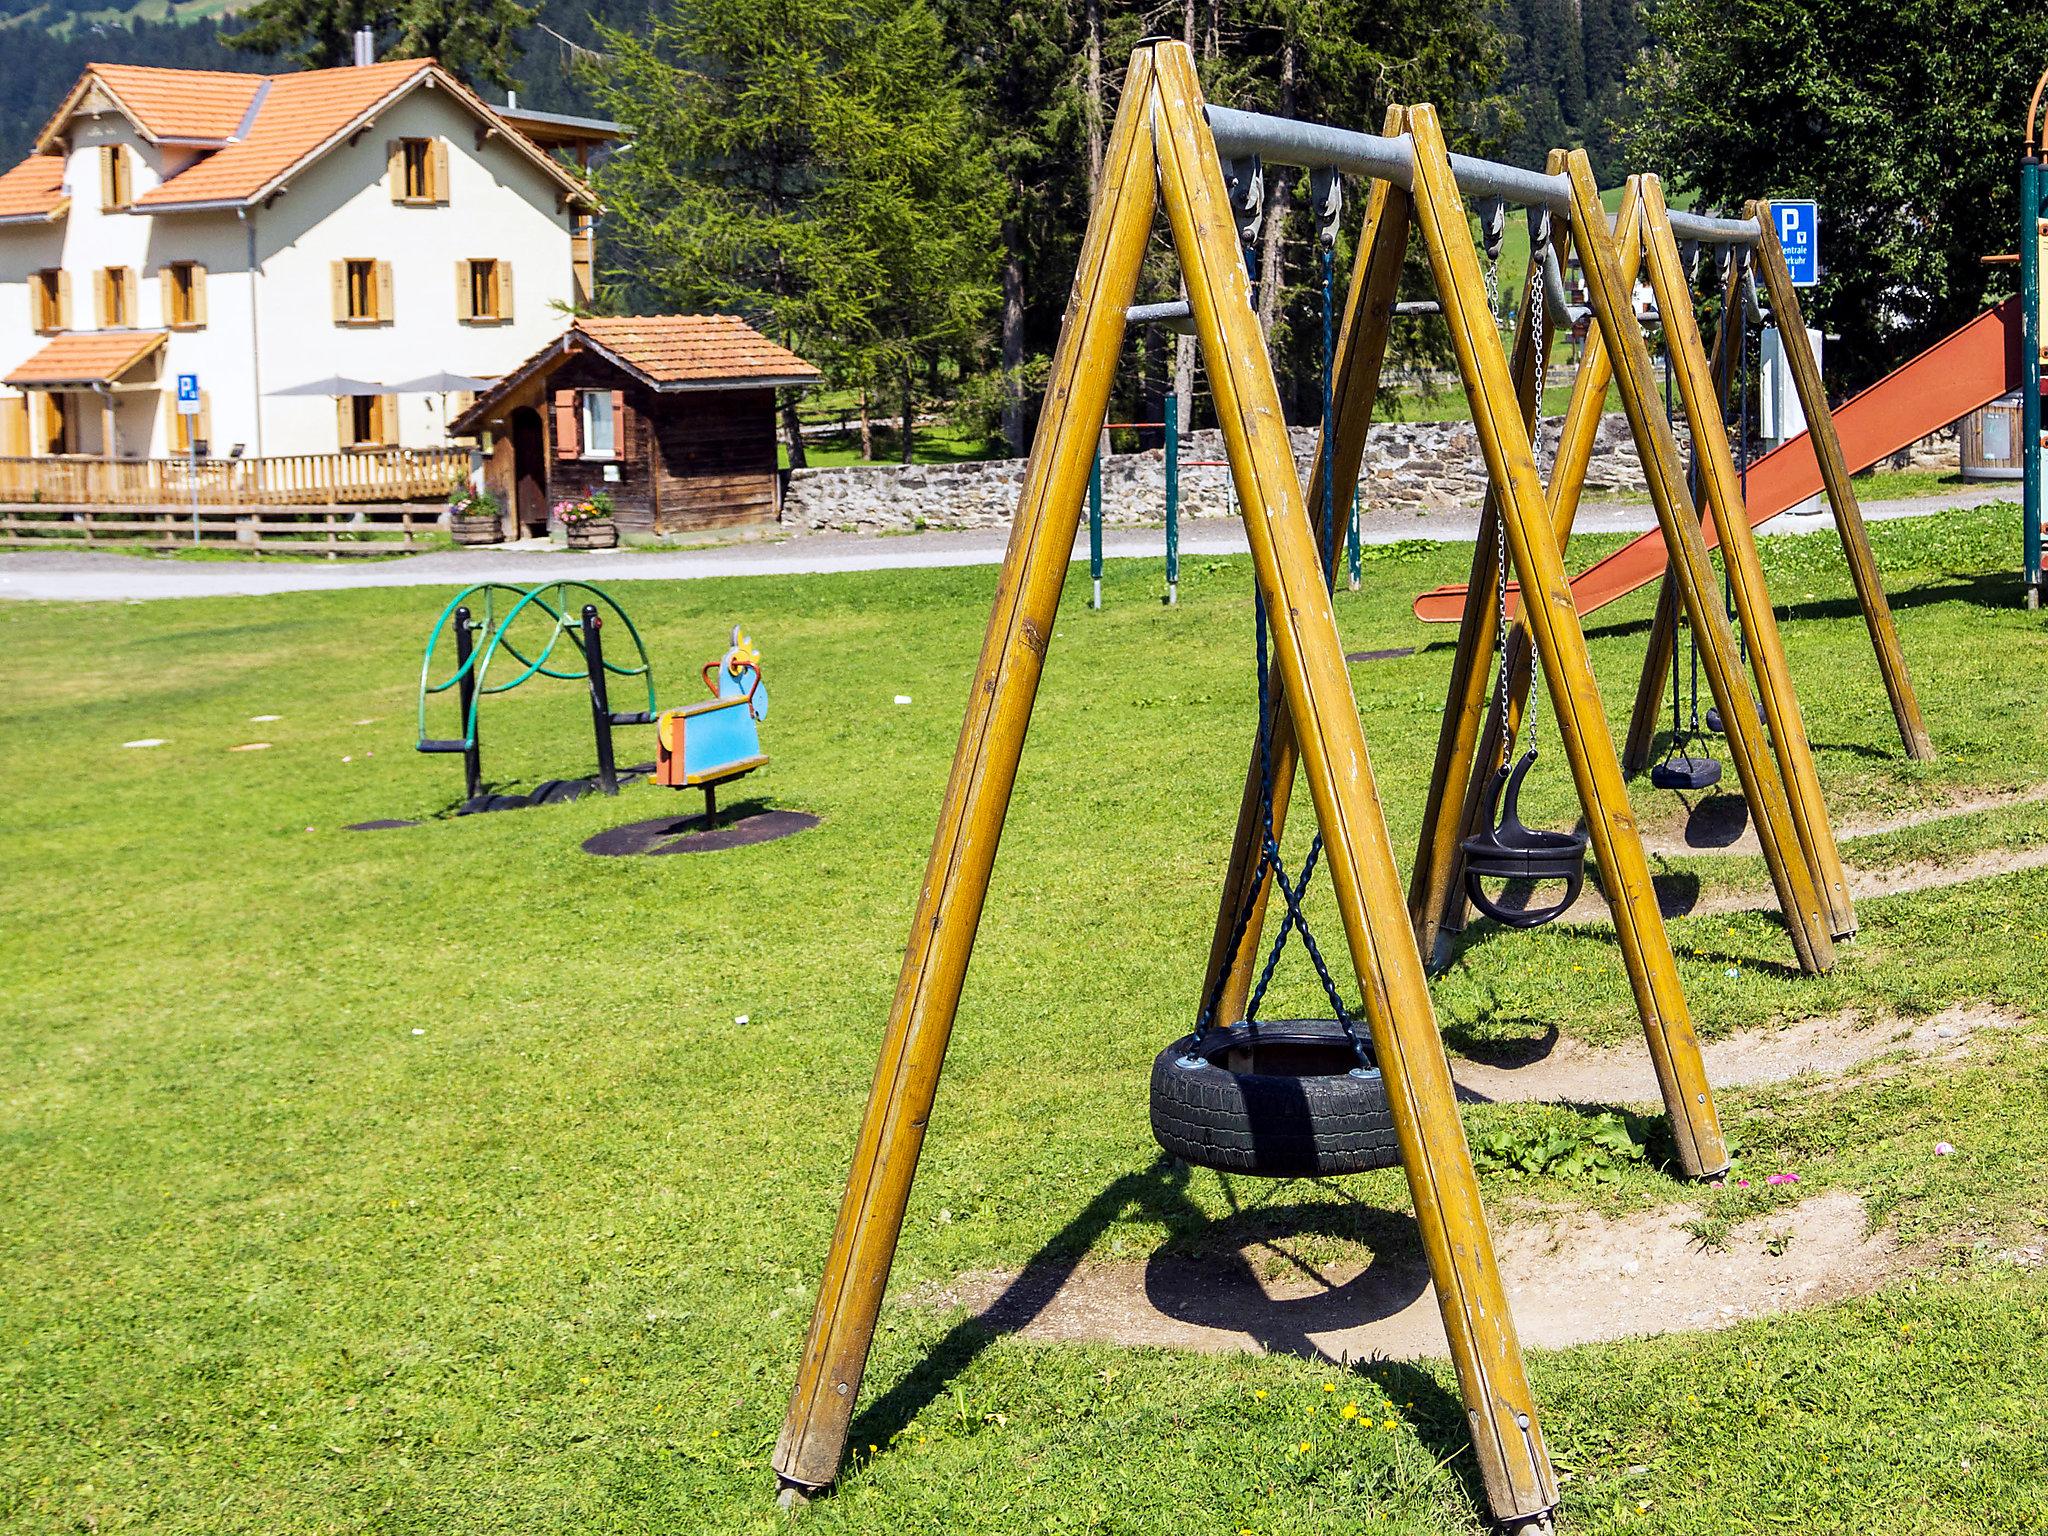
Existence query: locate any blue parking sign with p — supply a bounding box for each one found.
[1775,201,1818,287]
[176,372,200,412]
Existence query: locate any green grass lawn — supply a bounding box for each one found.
[3,503,2046,1533]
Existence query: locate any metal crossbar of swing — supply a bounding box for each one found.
[1203,106,1761,246]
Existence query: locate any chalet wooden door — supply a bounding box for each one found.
[511,407,547,538]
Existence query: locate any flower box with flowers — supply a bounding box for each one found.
[447,483,504,545]
[557,492,617,549]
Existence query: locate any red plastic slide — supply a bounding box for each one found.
[1412,297,2025,624]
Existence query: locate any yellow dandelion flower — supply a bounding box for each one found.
[1342,1403,1359,1420]
[1382,1419,1398,1430]
[1323,1383,1336,1393]
[1298,1441,1312,1454]
[1254,1388,1268,1400]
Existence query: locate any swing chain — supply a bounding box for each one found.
[1477,196,1507,327]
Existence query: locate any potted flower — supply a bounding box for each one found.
[448,482,504,545]
[558,490,618,550]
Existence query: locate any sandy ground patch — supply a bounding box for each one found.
[929,1191,1894,1361]
[1449,1002,2016,1105]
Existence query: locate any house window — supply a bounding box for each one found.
[163,262,206,329]
[97,266,135,328]
[390,137,446,205]
[167,388,210,455]
[457,258,511,323]
[332,259,392,325]
[30,269,65,333]
[99,145,131,211]
[579,390,615,458]
[340,393,395,450]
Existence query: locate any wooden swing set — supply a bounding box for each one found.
[769,41,1928,1533]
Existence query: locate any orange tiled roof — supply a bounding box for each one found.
[89,64,265,144]
[137,58,435,209]
[0,154,66,222]
[5,330,166,387]
[579,316,822,387]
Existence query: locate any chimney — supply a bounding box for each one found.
[352,27,375,67]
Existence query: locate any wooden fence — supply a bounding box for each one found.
[0,449,470,557]
[0,447,469,509]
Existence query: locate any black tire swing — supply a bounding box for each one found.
[1151,186,1398,1180]
[1457,213,1590,929]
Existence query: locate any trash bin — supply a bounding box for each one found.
[1959,392,2024,481]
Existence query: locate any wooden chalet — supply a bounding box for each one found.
[452,315,819,538]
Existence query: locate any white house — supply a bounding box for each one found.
[0,56,600,470]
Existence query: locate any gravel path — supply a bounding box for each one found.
[0,488,2006,603]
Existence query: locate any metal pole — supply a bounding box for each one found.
[582,603,619,796]
[2024,155,2043,606]
[1088,451,1104,609]
[453,606,482,804]
[188,431,200,545]
[1164,393,1179,604]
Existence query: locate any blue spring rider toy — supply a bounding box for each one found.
[654,625,770,820]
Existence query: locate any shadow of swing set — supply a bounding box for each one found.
[412,579,770,818]
[770,42,1932,1536]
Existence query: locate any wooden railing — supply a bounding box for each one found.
[0,448,470,508]
[0,504,439,558]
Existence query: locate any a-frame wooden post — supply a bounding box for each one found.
[772,46,1162,1496]
[1750,199,1934,762]
[1408,176,1645,962]
[1638,177,1855,937]
[1559,150,1838,975]
[777,45,1559,1530]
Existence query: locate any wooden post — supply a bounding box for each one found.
[1157,81,1554,1525]
[1640,179,1855,937]
[1750,199,1934,762]
[1407,116,1731,1181]
[1200,113,1409,1031]
[772,48,1162,1498]
[1412,180,1645,955]
[1565,153,1836,976]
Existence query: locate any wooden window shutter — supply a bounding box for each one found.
[55,271,69,330]
[197,391,212,450]
[330,262,347,323]
[497,260,512,322]
[454,261,473,321]
[379,394,397,447]
[99,146,115,210]
[336,396,353,448]
[387,140,404,201]
[553,391,578,458]
[122,268,137,323]
[431,139,450,202]
[1,395,27,457]
[610,391,626,455]
[158,266,173,323]
[374,261,394,323]
[191,265,208,328]
[94,269,109,329]
[166,390,183,454]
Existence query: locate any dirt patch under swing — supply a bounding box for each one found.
[1450,1001,2018,1105]
[1637,780,2048,862]
[927,1191,1896,1362]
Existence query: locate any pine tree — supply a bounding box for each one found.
[227,0,533,85]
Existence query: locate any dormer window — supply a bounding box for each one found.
[390,137,447,205]
[98,144,131,211]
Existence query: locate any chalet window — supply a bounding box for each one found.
[579,390,616,458]
[390,137,448,205]
[30,269,66,333]
[162,262,207,329]
[339,393,396,450]
[96,266,136,329]
[456,258,512,324]
[332,259,393,325]
[99,144,131,211]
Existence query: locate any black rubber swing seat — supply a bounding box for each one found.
[1650,752,1722,791]
[1149,1018,1399,1178]
[1458,750,1588,928]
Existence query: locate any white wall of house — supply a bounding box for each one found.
[0,73,578,462]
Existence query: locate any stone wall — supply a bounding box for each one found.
[783,413,1692,535]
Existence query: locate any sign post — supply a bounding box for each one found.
[1773,200,1819,288]
[176,372,201,543]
